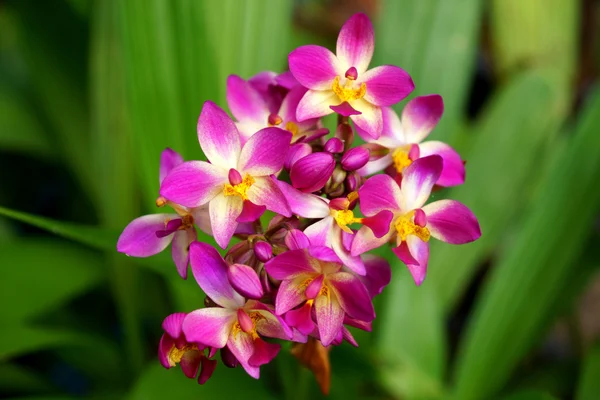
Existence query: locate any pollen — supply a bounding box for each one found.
[330,209,362,234]
[223,175,255,200]
[285,121,299,137]
[167,344,198,367]
[392,147,412,173]
[395,212,430,242]
[332,76,367,103]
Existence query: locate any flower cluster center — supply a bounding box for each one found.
[395,212,430,242]
[223,175,255,200]
[232,311,266,339]
[332,76,367,103]
[392,147,412,173]
[330,209,362,233]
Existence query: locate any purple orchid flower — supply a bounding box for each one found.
[357,95,466,187]
[264,236,375,347]
[158,312,217,384]
[159,101,293,248]
[288,13,414,138]
[117,148,208,279]
[351,155,481,285]
[246,70,297,115]
[227,75,328,143]
[182,242,301,379]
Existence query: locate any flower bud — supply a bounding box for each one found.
[341,147,369,171]
[220,346,239,368]
[345,172,360,192]
[284,143,312,170]
[290,152,336,193]
[254,241,273,262]
[228,263,264,299]
[324,137,344,153]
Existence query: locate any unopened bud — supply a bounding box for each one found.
[254,241,273,262]
[324,137,344,154]
[341,147,369,171]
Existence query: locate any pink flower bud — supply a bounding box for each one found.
[341,147,369,171]
[324,137,344,153]
[254,241,273,262]
[284,143,312,170]
[228,168,243,185]
[290,152,336,193]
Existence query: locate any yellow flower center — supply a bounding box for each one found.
[332,76,367,103]
[285,121,299,137]
[231,311,266,340]
[167,344,198,367]
[395,211,430,242]
[392,147,412,173]
[330,209,363,234]
[223,175,255,200]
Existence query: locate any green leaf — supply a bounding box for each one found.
[0,363,54,394]
[452,90,600,399]
[499,390,559,400]
[576,344,600,400]
[0,239,104,323]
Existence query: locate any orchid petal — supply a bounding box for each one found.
[357,153,393,176]
[279,85,309,123]
[358,174,401,216]
[402,94,444,144]
[422,200,481,244]
[290,152,336,193]
[180,350,202,378]
[159,148,184,184]
[361,65,414,107]
[276,181,329,218]
[314,292,345,346]
[285,143,313,170]
[288,45,341,90]
[285,303,315,336]
[360,255,391,297]
[248,337,280,367]
[351,225,394,256]
[265,249,318,280]
[254,308,294,340]
[227,263,264,300]
[197,101,241,169]
[227,332,259,379]
[330,101,361,116]
[419,141,465,187]
[117,214,175,257]
[350,99,383,138]
[226,75,269,124]
[362,210,394,238]
[403,235,430,286]
[336,13,374,74]
[296,89,338,121]
[238,127,292,176]
[401,155,443,211]
[171,229,195,279]
[284,229,311,251]
[209,193,244,249]
[183,307,237,348]
[198,358,217,384]
[328,272,374,321]
[159,161,227,208]
[237,200,266,223]
[162,312,187,339]
[246,176,291,217]
[275,275,310,316]
[304,217,334,247]
[330,232,366,275]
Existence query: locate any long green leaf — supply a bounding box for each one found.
[452,90,600,399]
[0,363,54,394]
[576,344,600,400]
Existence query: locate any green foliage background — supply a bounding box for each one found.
[0,0,599,399]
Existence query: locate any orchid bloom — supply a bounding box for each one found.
[247,70,297,115]
[182,242,299,379]
[278,181,391,275]
[227,75,328,143]
[357,95,466,186]
[264,239,375,346]
[159,101,293,248]
[288,13,414,138]
[351,155,481,285]
[158,312,217,385]
[117,148,207,279]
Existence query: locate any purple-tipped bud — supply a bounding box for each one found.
[341,147,369,171]
[305,275,324,299]
[220,347,239,368]
[345,172,360,192]
[290,152,336,193]
[227,263,264,299]
[324,137,344,153]
[228,168,243,185]
[345,66,358,80]
[285,143,312,170]
[254,241,273,262]
[414,208,427,227]
[237,309,254,333]
[268,113,283,126]
[260,268,272,294]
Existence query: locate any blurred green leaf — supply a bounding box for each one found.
[499,390,559,400]
[452,90,600,399]
[376,0,484,140]
[576,344,600,400]
[0,363,54,394]
[0,239,104,323]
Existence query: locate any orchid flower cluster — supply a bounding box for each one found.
[117,13,481,389]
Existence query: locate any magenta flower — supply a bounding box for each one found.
[159,101,293,248]
[288,13,414,138]
[182,242,298,379]
[158,312,217,384]
[351,155,481,285]
[227,75,328,143]
[357,95,465,186]
[117,148,207,279]
[265,243,375,346]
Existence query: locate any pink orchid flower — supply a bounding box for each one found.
[351,155,481,285]
[158,312,217,385]
[264,239,375,347]
[247,70,297,115]
[117,148,209,279]
[288,13,414,138]
[159,101,293,248]
[227,75,328,143]
[183,242,300,379]
[357,95,466,187]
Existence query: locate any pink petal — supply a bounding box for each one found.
[226,75,269,124]
[189,242,245,309]
[237,200,266,223]
[171,229,196,279]
[288,45,341,90]
[227,332,259,379]
[401,236,430,286]
[303,217,334,247]
[330,101,361,116]
[248,337,280,367]
[276,181,329,218]
[198,358,217,384]
[227,263,264,300]
[336,13,374,74]
[401,94,444,144]
[361,210,394,238]
[209,193,244,249]
[285,143,312,170]
[264,249,318,281]
[328,272,374,322]
[362,65,414,107]
[296,90,337,121]
[159,161,227,208]
[314,292,345,346]
[253,307,294,340]
[284,229,311,251]
[158,334,174,368]
[117,214,175,257]
[238,127,292,176]
[391,241,419,266]
[159,148,184,184]
[360,255,391,297]
[197,101,241,169]
[290,152,336,193]
[180,350,202,378]
[357,153,393,176]
[358,174,402,216]
[308,246,343,265]
[162,312,187,339]
[401,155,443,211]
[422,200,481,244]
[183,307,237,348]
[418,140,465,187]
[351,225,394,256]
[279,85,309,123]
[350,99,383,138]
[190,205,212,235]
[330,232,366,275]
[284,303,315,335]
[246,176,291,217]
